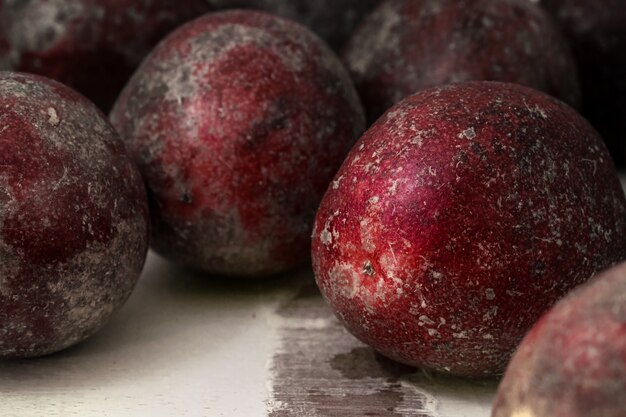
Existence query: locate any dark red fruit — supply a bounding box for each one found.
[0,72,149,358]
[0,0,211,111]
[110,11,365,277]
[535,0,626,165]
[207,0,380,50]
[493,260,626,417]
[344,0,580,123]
[311,81,626,377]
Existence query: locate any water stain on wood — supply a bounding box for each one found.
[330,347,417,381]
[267,281,434,417]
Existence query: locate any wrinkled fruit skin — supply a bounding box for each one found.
[344,0,581,124]
[493,261,626,417]
[0,72,149,358]
[536,0,626,165]
[311,81,626,377]
[0,0,211,111]
[206,0,380,50]
[110,11,365,277]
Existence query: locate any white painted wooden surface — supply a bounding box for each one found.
[0,253,286,416]
[1,175,623,416]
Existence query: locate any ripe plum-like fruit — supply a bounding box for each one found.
[206,0,380,50]
[493,260,626,417]
[344,0,580,123]
[110,11,365,277]
[311,81,626,377]
[0,0,211,111]
[0,72,149,358]
[534,0,626,164]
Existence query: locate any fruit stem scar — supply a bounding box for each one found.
[363,261,375,276]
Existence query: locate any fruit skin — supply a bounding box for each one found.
[534,0,626,165]
[343,0,581,124]
[492,261,626,417]
[0,0,211,111]
[206,0,380,50]
[0,72,149,358]
[110,11,365,277]
[311,81,626,377]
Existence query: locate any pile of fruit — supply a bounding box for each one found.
[1,1,625,415]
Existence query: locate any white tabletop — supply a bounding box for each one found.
[1,175,624,417]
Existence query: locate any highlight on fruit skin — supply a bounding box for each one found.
[311,80,626,377]
[492,260,626,417]
[0,71,150,358]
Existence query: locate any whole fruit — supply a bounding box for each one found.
[344,0,580,123]
[0,72,149,358]
[311,81,626,377]
[535,0,626,165]
[0,0,211,111]
[206,0,380,50]
[110,11,365,277]
[493,260,626,417]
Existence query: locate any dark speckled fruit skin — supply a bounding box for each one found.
[0,0,211,111]
[493,261,626,417]
[110,11,366,277]
[311,81,626,377]
[206,0,380,51]
[344,0,581,124]
[0,72,149,358]
[535,0,626,165]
